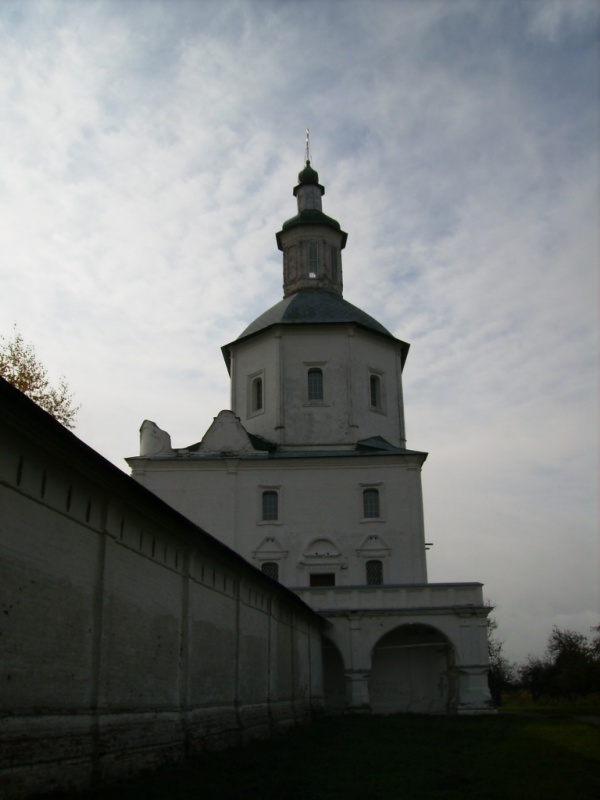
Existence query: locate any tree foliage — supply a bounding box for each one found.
[0,327,79,429]
[486,614,600,705]
[519,626,600,700]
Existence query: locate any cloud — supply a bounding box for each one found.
[0,0,597,662]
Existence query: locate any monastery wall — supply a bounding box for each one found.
[0,379,325,798]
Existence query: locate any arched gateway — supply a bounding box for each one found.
[370,624,456,714]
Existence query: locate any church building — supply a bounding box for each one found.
[128,154,493,714]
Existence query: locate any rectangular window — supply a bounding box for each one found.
[307,367,324,401]
[310,573,335,587]
[363,488,380,519]
[261,562,279,581]
[253,376,263,411]
[248,372,265,416]
[262,490,278,521]
[366,559,383,585]
[370,374,382,409]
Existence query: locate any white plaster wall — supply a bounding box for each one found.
[229,325,406,448]
[131,453,428,586]
[130,460,240,550]
[230,332,281,444]
[305,603,493,713]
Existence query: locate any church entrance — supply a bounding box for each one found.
[369,624,455,714]
[321,636,346,711]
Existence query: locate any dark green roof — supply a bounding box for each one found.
[226,289,409,358]
[239,289,393,339]
[281,208,342,232]
[221,290,409,372]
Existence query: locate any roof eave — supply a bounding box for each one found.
[222,320,410,368]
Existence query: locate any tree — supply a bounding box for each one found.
[519,625,600,700]
[0,327,79,429]
[518,654,554,701]
[487,614,516,705]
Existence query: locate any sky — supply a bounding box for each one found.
[0,0,597,664]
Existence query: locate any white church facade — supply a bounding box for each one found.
[128,157,493,715]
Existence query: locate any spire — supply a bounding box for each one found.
[294,129,324,208]
[275,143,348,298]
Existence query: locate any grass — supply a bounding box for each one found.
[500,692,600,717]
[46,713,600,800]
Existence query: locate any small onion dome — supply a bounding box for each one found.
[293,160,324,197]
[298,160,319,185]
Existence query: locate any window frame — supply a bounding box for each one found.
[261,490,278,521]
[248,370,265,417]
[261,562,279,581]
[368,369,386,414]
[365,559,383,586]
[363,488,380,519]
[303,362,327,406]
[307,366,324,401]
[258,486,283,525]
[360,484,384,522]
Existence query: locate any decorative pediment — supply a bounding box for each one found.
[356,534,391,558]
[252,536,288,561]
[298,537,346,570]
[140,420,174,456]
[197,410,261,456]
[304,538,341,558]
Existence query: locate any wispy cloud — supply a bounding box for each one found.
[0,0,597,661]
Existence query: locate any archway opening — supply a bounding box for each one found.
[321,636,346,712]
[370,623,455,714]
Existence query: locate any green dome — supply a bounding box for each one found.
[281,209,341,232]
[298,160,319,185]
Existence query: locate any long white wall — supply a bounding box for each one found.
[0,380,325,798]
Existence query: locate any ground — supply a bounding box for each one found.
[41,711,600,800]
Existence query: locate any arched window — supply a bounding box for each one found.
[366,560,383,585]
[308,241,318,276]
[370,374,381,409]
[252,376,263,412]
[262,490,278,521]
[363,488,380,519]
[261,562,279,581]
[307,367,323,401]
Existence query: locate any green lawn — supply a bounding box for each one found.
[47,713,600,800]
